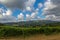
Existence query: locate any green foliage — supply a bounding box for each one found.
[0,26,60,37]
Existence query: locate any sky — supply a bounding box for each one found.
[0,0,60,23]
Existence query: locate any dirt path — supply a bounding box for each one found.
[0,34,60,40]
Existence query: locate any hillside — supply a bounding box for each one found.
[0,20,60,27]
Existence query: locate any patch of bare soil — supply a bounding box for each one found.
[0,34,60,40]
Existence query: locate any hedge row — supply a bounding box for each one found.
[0,26,60,37]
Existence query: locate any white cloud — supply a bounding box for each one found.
[0,0,36,10]
[5,9,12,16]
[0,0,26,9]
[25,8,39,20]
[42,0,57,16]
[25,0,36,7]
[18,13,24,21]
[0,7,17,23]
[37,16,42,20]
[42,0,60,16]
[26,14,31,20]
[31,12,38,19]
[0,16,17,23]
[0,7,12,16]
[26,6,31,11]
[25,0,36,12]
[43,0,56,11]
[45,15,56,20]
[3,9,12,16]
[44,14,60,21]
[0,0,6,3]
[38,3,43,8]
[42,0,60,21]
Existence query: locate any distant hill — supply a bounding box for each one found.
[0,20,60,27]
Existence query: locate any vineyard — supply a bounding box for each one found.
[0,26,60,37]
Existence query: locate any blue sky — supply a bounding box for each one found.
[0,0,60,22]
[0,0,46,21]
[0,0,45,20]
[12,0,45,18]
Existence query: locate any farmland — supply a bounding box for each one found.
[0,26,60,37]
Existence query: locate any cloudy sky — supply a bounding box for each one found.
[0,0,60,23]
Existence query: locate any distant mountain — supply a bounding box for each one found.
[0,20,60,27]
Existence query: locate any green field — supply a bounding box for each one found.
[0,26,60,37]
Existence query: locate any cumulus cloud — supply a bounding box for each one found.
[45,15,56,20]
[3,9,12,16]
[0,7,17,23]
[24,0,36,12]
[43,0,60,16]
[0,16,17,23]
[37,16,43,20]
[42,0,57,15]
[38,3,43,8]
[44,15,60,21]
[0,0,36,10]
[18,13,24,21]
[26,14,31,20]
[25,0,36,7]
[0,0,26,9]
[42,0,60,21]
[25,7,42,20]
[24,0,44,21]
[31,12,38,19]
[26,6,31,11]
